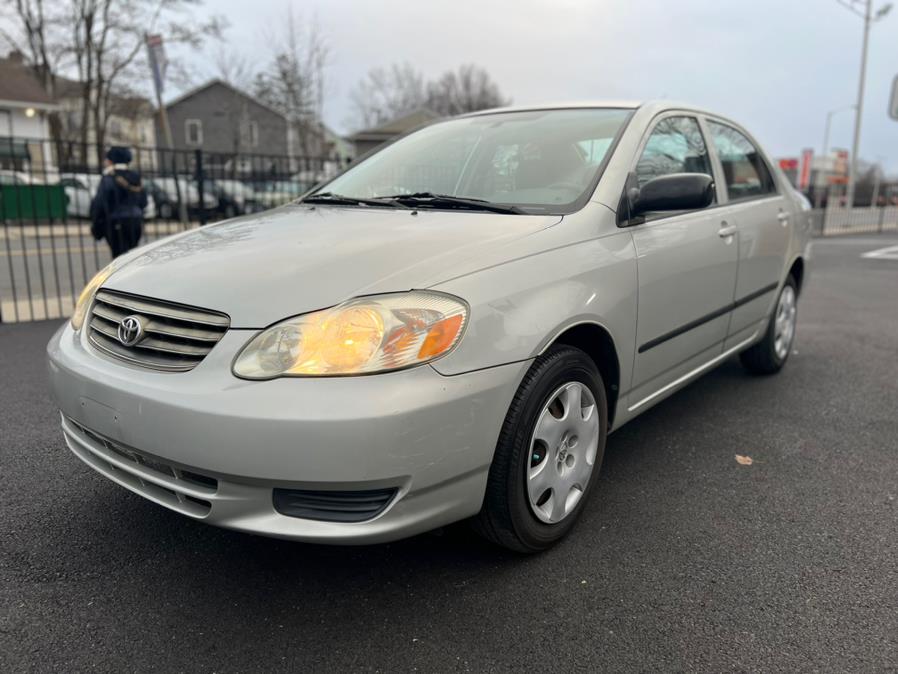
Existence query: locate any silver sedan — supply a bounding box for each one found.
[47,101,810,552]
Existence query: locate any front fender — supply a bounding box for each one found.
[430,229,637,394]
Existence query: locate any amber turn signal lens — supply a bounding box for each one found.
[418,314,464,360]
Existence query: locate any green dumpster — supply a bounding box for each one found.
[0,184,68,220]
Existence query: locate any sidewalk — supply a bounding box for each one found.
[0,220,197,240]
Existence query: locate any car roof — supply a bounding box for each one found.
[460,100,713,118]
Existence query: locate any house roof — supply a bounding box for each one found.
[0,52,57,108]
[55,75,153,117]
[348,109,441,142]
[164,79,287,120]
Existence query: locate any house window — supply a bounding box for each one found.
[185,119,203,146]
[241,120,259,148]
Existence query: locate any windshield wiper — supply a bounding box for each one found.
[302,192,412,209]
[379,192,523,214]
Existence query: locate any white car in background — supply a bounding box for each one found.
[58,173,156,220]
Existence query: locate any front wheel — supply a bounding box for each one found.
[740,275,798,375]
[475,345,607,553]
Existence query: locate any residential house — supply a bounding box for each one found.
[54,76,158,170]
[347,109,440,157]
[161,80,290,171]
[0,51,59,171]
[161,79,350,177]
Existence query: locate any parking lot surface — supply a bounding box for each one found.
[2,235,897,672]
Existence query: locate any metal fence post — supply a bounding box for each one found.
[878,204,885,233]
[195,149,206,226]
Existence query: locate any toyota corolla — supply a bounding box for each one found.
[47,102,810,552]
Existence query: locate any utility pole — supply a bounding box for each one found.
[145,33,187,225]
[841,0,893,209]
[846,0,871,210]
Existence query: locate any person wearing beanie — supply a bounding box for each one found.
[90,146,147,257]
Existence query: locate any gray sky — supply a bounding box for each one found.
[171,0,898,172]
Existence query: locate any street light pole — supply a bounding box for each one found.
[846,0,872,209]
[816,104,856,208]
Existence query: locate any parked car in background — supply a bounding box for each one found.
[146,176,216,220]
[58,176,92,218]
[204,179,262,218]
[254,180,305,209]
[58,173,156,220]
[0,169,34,185]
[48,101,809,553]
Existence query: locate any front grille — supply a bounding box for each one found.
[88,289,229,372]
[63,415,217,517]
[273,487,398,522]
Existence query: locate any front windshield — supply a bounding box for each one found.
[318,108,632,213]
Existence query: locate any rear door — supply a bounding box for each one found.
[704,119,790,346]
[628,114,738,405]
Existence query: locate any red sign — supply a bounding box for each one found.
[798,149,813,191]
[779,158,799,171]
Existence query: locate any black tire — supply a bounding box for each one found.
[159,202,172,220]
[475,345,607,553]
[740,275,798,375]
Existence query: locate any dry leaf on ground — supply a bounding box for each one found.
[735,454,753,465]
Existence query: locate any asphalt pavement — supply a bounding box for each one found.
[1,235,897,672]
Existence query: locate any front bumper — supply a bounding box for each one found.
[47,322,528,544]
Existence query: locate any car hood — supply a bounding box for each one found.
[105,204,561,327]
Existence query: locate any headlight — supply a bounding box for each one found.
[70,264,115,330]
[233,291,468,378]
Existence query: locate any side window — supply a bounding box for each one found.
[707,121,776,200]
[635,116,714,192]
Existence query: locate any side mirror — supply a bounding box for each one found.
[629,173,714,218]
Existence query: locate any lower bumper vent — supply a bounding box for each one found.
[273,487,397,523]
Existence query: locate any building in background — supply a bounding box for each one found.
[0,51,59,172]
[348,109,440,157]
[162,80,289,161]
[54,76,158,170]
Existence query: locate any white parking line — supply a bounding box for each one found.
[861,245,898,260]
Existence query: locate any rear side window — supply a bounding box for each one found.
[707,121,776,200]
[635,116,713,189]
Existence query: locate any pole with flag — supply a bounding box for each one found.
[145,33,187,224]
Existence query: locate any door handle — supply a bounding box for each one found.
[777,211,790,226]
[718,223,737,238]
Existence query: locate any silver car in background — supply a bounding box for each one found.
[47,102,810,552]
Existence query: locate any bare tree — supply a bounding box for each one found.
[348,62,509,129]
[348,62,427,129]
[2,0,224,159]
[213,46,254,90]
[253,8,328,157]
[425,64,510,116]
[0,0,68,140]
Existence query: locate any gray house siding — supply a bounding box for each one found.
[161,81,289,157]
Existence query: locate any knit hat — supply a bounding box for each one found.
[106,146,132,164]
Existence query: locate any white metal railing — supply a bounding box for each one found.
[820,205,898,236]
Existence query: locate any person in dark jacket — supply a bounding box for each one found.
[90,146,147,258]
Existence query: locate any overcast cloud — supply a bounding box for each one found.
[149,0,898,172]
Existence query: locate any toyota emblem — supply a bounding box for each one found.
[117,315,144,347]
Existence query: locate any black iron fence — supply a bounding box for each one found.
[0,137,340,323]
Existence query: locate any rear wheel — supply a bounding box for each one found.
[475,345,607,553]
[740,275,798,375]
